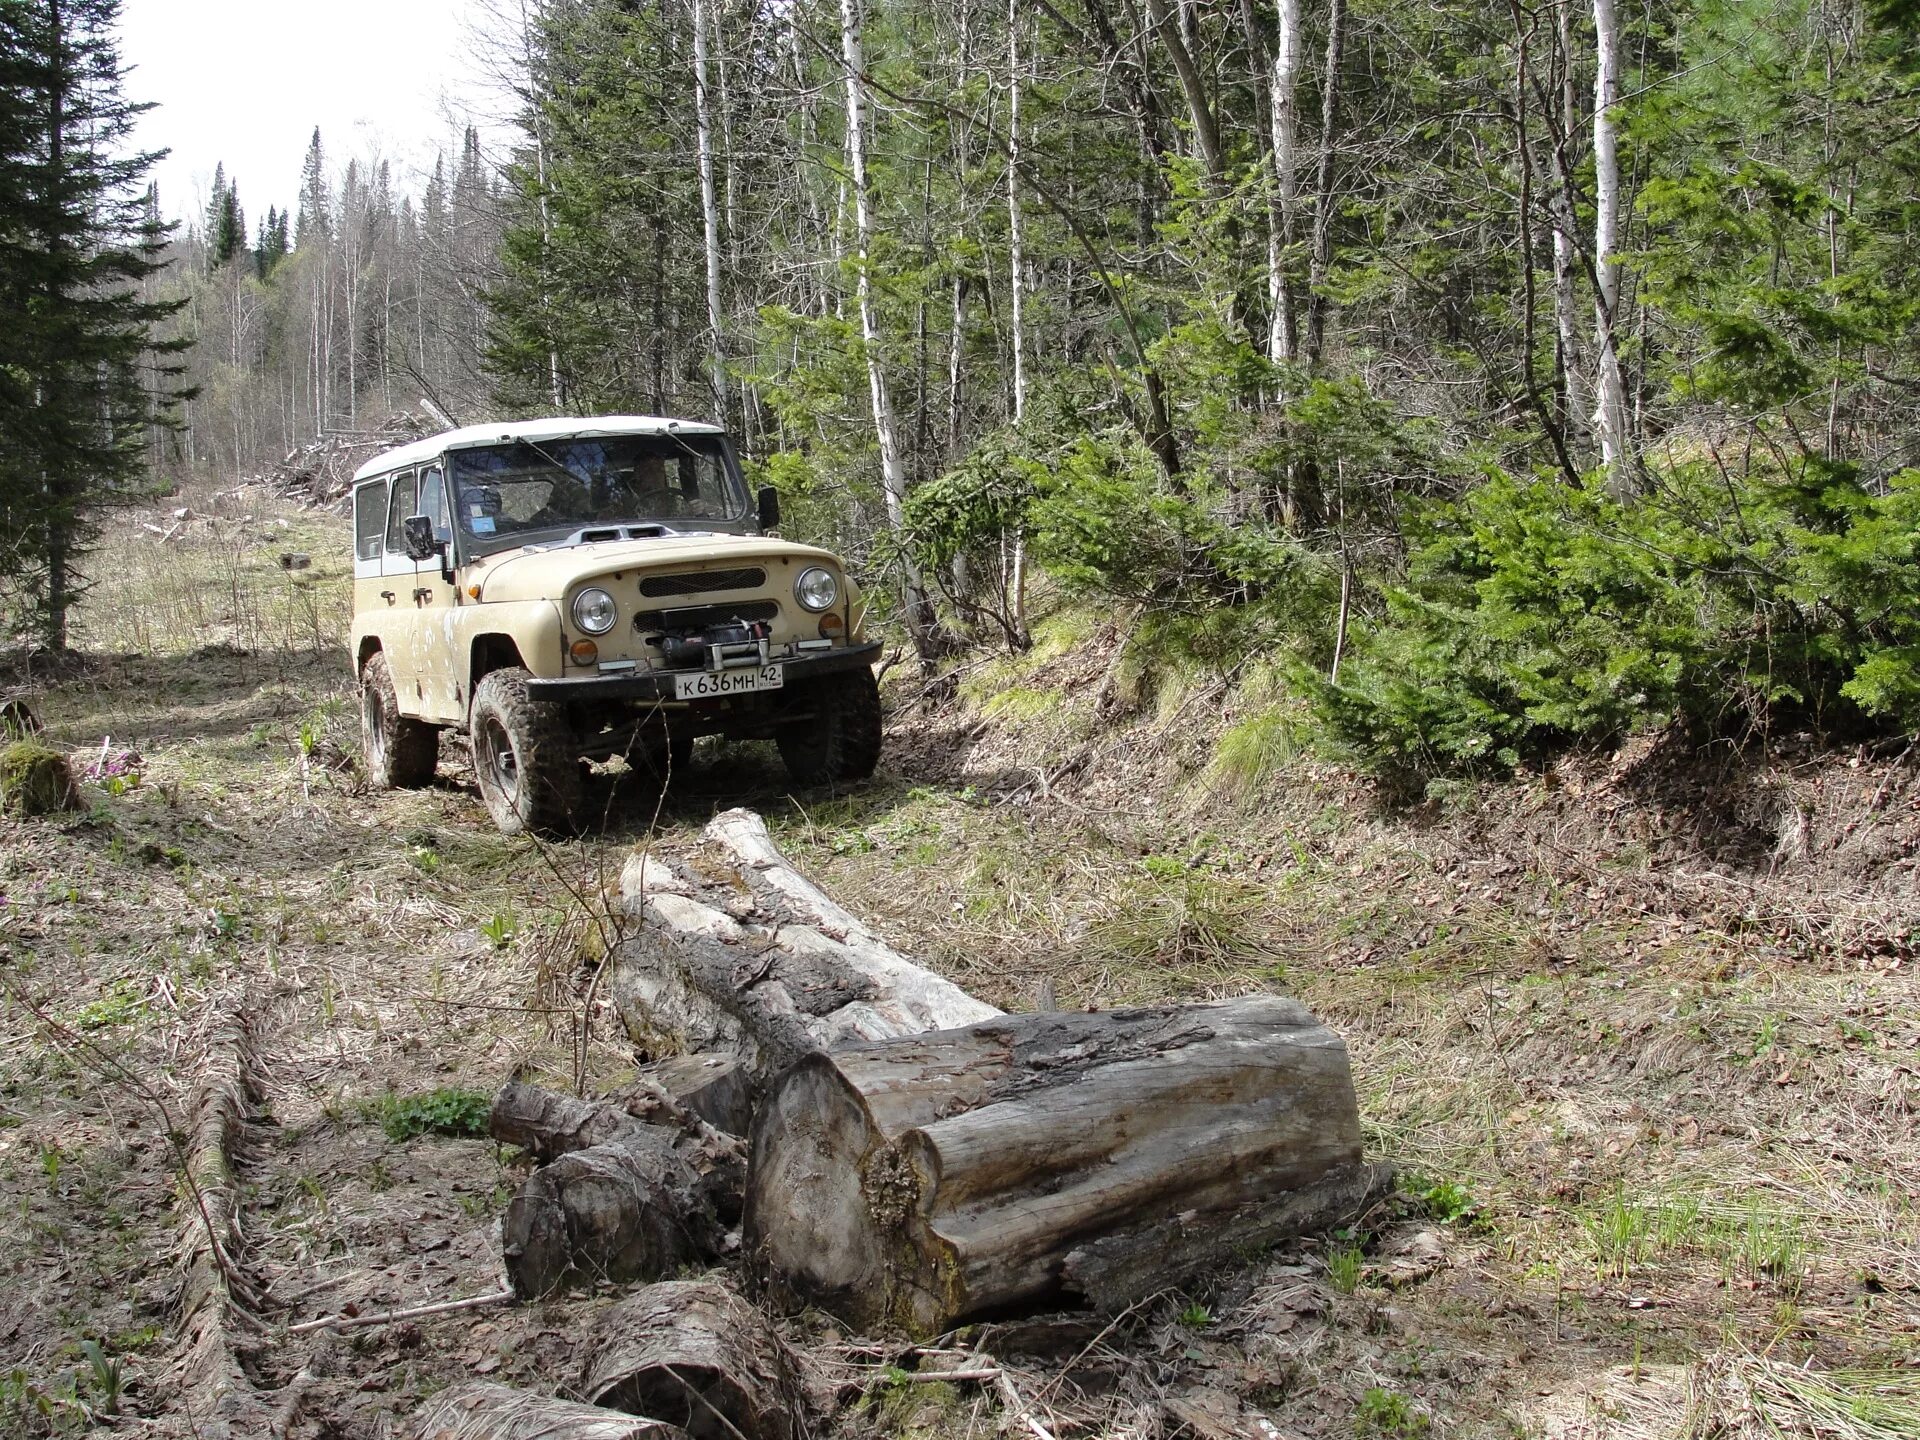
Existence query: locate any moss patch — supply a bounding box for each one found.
[0,740,77,817]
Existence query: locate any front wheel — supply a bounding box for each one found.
[470,668,583,835]
[361,651,439,789]
[776,669,883,786]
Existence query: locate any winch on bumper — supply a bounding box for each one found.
[523,638,884,703]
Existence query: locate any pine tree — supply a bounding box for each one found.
[0,0,190,650]
[295,126,329,244]
[255,204,288,277]
[206,163,245,267]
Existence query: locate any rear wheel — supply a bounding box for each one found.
[470,667,582,834]
[360,651,439,789]
[776,669,883,786]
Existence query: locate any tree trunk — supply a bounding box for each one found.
[1143,0,1224,181]
[1304,0,1347,371]
[414,1382,685,1440]
[745,996,1387,1335]
[613,810,1001,1084]
[693,0,729,424]
[838,0,941,660]
[1591,0,1631,489]
[1551,0,1586,453]
[500,1123,741,1298]
[582,1281,804,1440]
[1267,0,1303,367]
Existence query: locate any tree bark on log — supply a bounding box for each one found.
[413,1381,686,1440]
[501,1123,741,1299]
[614,810,1000,1085]
[745,996,1387,1335]
[582,1280,803,1440]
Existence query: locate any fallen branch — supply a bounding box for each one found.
[287,1285,514,1336]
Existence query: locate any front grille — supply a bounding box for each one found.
[639,567,766,598]
[636,600,780,633]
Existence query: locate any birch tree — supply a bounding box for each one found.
[1591,0,1631,485]
[692,0,728,424]
[838,0,939,657]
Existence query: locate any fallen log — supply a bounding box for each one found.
[489,1075,744,1161]
[501,1124,739,1299]
[413,1381,686,1440]
[745,996,1388,1335]
[581,1280,803,1440]
[490,1081,639,1162]
[613,810,1000,1083]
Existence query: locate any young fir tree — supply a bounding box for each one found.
[0,0,190,650]
[206,163,245,266]
[254,205,288,277]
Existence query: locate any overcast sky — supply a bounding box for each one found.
[121,0,515,227]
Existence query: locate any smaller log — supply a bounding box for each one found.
[582,1280,803,1440]
[501,1126,736,1299]
[413,1381,686,1440]
[646,1053,754,1137]
[490,1082,639,1163]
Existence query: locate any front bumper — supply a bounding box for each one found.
[524,640,883,704]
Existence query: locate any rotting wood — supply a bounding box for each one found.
[491,1075,748,1162]
[176,1007,272,1438]
[613,808,1000,1085]
[501,1123,741,1299]
[490,1080,640,1162]
[582,1280,804,1440]
[745,995,1389,1335]
[412,1381,688,1440]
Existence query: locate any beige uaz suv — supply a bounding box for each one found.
[350,416,881,832]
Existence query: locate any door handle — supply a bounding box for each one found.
[380,590,395,605]
[413,588,433,606]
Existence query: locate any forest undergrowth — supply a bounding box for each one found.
[0,482,1914,1439]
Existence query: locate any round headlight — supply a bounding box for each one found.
[572,587,618,635]
[795,566,839,613]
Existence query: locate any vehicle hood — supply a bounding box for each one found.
[465,533,846,603]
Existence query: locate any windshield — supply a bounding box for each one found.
[448,434,748,555]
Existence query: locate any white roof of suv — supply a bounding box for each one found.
[352,415,726,483]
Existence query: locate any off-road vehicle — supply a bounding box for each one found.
[350,416,882,832]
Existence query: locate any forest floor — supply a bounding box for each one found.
[0,478,1915,1439]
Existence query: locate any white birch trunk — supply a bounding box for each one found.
[839,0,937,653]
[1591,0,1631,486]
[521,0,564,410]
[693,0,729,423]
[1268,0,1302,366]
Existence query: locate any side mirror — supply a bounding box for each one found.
[757,485,781,533]
[402,514,440,563]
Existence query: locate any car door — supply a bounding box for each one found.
[408,465,465,723]
[379,470,426,712]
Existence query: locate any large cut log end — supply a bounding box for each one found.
[746,996,1384,1335]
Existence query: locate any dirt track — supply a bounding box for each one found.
[1,490,1916,1438]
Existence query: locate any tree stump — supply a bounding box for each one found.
[582,1280,803,1440]
[412,1381,686,1440]
[745,996,1388,1334]
[0,740,76,817]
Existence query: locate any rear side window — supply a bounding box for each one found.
[354,480,388,561]
[385,471,418,554]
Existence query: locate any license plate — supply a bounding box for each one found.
[674,665,784,700]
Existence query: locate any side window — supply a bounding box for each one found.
[354,479,388,562]
[385,471,418,554]
[419,466,450,544]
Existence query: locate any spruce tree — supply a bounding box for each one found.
[0,0,189,651]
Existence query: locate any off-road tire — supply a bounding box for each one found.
[361,651,439,789]
[470,667,583,835]
[776,668,883,786]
